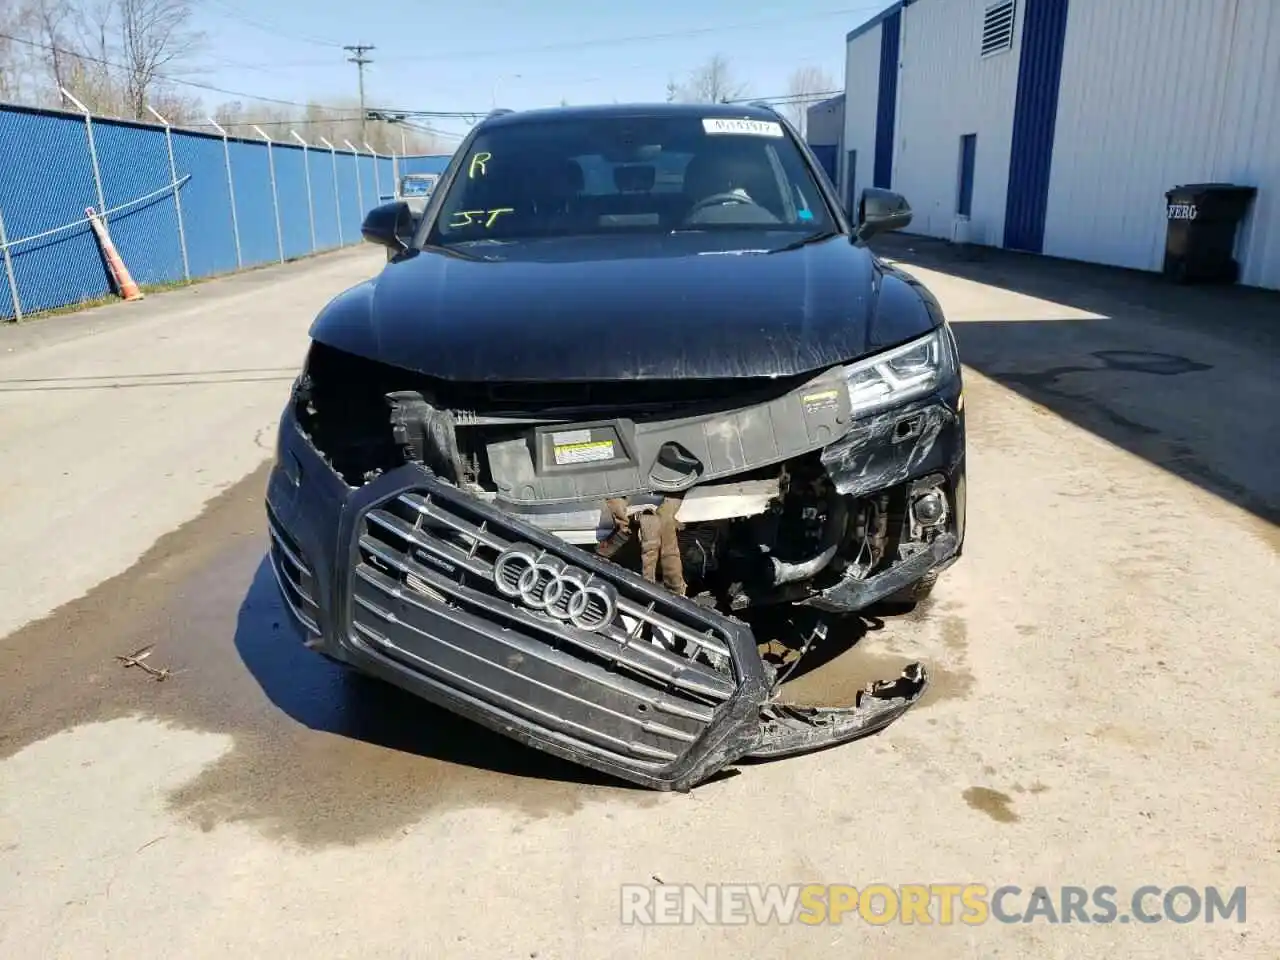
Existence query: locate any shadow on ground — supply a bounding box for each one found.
[233,556,651,792]
[873,233,1280,528]
[749,606,878,684]
[234,558,928,794]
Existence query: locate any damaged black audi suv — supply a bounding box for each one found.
[265,102,966,790]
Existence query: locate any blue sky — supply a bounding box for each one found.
[188,0,896,142]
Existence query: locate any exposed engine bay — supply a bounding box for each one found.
[293,341,959,620]
[266,339,964,789]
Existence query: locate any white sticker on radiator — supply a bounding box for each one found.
[702,118,784,137]
[551,429,592,445]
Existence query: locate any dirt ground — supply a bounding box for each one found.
[0,239,1276,959]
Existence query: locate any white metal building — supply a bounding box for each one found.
[804,95,845,188]
[840,0,1280,289]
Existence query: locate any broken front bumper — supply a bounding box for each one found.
[265,404,945,791]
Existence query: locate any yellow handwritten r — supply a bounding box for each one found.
[469,152,492,179]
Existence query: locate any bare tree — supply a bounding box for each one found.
[783,65,836,138]
[62,0,123,112]
[0,0,30,99]
[26,0,72,95]
[19,0,103,108]
[146,84,198,122]
[4,0,202,117]
[116,0,202,118]
[1,0,448,153]
[669,55,749,104]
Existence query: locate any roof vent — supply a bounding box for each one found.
[981,0,1016,58]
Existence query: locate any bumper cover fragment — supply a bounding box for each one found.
[747,663,928,760]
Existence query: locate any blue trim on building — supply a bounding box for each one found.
[958,134,977,217]
[873,8,901,189]
[846,0,916,44]
[1003,0,1071,252]
[811,144,839,186]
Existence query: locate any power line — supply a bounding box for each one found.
[0,31,353,111]
[203,0,347,49]
[368,109,485,120]
[344,44,374,138]
[397,120,466,141]
[725,90,845,105]
[2,28,843,132]
[185,116,362,128]
[254,4,888,69]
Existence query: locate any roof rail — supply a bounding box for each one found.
[484,108,515,119]
[746,100,781,114]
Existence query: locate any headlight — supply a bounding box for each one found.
[842,326,955,417]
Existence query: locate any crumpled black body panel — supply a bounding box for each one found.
[266,407,938,790]
[307,234,939,382]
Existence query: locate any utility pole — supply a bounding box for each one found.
[344,44,375,138]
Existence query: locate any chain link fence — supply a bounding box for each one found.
[0,99,454,321]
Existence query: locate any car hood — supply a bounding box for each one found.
[310,233,939,381]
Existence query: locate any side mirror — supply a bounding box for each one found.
[361,200,415,253]
[856,188,913,241]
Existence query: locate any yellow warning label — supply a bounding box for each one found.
[802,388,840,413]
[553,440,615,465]
[802,389,839,404]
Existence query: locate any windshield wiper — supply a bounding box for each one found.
[766,229,842,254]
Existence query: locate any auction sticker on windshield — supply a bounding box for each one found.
[703,118,784,137]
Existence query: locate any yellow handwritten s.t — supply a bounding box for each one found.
[450,209,484,227]
[449,207,514,228]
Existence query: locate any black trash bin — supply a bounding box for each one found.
[1163,183,1257,284]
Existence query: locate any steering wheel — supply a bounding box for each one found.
[686,191,757,216]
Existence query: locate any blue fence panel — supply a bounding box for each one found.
[366,155,387,205]
[170,130,239,278]
[225,139,278,267]
[0,107,111,315]
[376,156,396,202]
[401,154,452,176]
[335,152,363,241]
[0,104,462,320]
[271,144,313,259]
[93,119,184,286]
[357,157,374,216]
[307,149,342,250]
[360,154,378,216]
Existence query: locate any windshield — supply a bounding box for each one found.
[426,114,837,245]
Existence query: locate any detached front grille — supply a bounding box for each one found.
[267,506,320,636]
[347,483,742,768]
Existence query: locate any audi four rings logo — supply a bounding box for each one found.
[493,542,619,632]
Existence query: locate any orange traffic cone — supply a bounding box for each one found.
[85,206,144,302]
